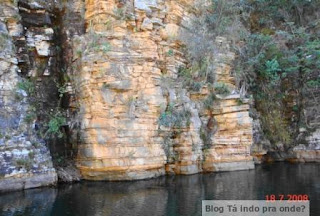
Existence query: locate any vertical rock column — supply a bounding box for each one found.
[202,37,254,172]
[159,0,205,175]
[74,0,168,180]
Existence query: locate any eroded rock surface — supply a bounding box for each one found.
[0,0,57,192]
[73,0,254,180]
[3,0,318,187]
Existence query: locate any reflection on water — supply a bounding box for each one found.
[0,188,57,216]
[0,163,319,216]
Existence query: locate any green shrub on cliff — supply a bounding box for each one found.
[177,62,207,92]
[186,0,320,147]
[158,103,191,129]
[15,158,32,171]
[203,93,218,110]
[214,82,231,96]
[235,0,320,146]
[24,113,37,124]
[45,111,66,138]
[17,80,35,96]
[307,78,320,88]
[0,33,10,50]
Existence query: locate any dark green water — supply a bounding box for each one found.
[0,163,319,216]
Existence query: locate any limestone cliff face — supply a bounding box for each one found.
[0,0,57,192]
[72,0,254,180]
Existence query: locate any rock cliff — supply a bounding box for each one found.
[0,0,57,192]
[72,0,253,180]
[0,0,319,191]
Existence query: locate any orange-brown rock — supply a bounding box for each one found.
[73,0,254,180]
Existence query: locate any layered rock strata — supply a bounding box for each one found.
[74,0,254,180]
[1,0,319,191]
[0,0,57,192]
[202,42,254,171]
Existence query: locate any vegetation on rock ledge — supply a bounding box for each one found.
[176,0,320,148]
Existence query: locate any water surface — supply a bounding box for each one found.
[0,163,319,216]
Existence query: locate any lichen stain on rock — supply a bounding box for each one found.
[0,0,57,192]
